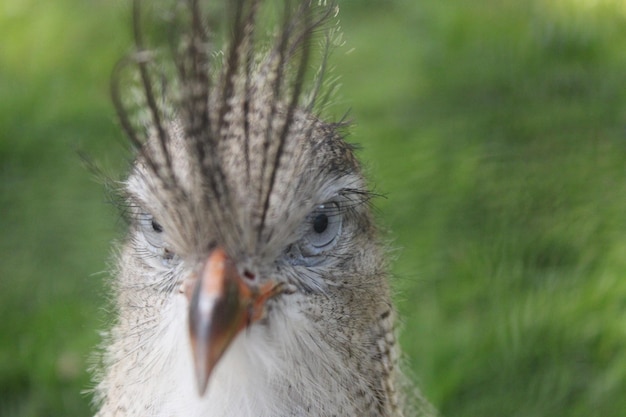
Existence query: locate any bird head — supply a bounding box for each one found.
[111,0,388,399]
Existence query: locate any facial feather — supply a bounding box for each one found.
[94,1,431,416]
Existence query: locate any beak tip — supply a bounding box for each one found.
[195,372,210,396]
[190,338,213,397]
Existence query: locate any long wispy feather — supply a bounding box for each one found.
[111,0,339,251]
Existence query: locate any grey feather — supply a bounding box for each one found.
[93,1,435,416]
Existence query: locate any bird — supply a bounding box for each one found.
[92,0,434,416]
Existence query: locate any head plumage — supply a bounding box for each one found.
[112,0,349,257]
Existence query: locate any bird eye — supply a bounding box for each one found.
[151,219,163,233]
[312,213,329,234]
[301,202,342,256]
[137,213,175,263]
[138,213,166,250]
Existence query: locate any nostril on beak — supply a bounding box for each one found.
[243,270,256,281]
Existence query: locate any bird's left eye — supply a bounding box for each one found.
[301,202,342,256]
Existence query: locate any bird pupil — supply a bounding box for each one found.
[313,214,328,233]
[151,219,163,233]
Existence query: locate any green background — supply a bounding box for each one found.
[2,0,626,415]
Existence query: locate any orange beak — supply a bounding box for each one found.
[187,247,281,395]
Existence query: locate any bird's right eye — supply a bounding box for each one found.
[150,219,163,233]
[138,213,167,253]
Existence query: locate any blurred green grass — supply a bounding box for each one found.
[2,0,626,416]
